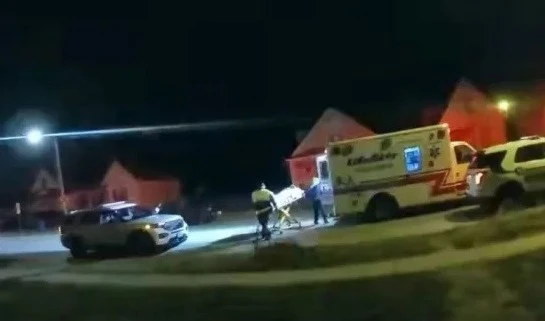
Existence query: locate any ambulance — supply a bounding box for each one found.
[316,124,475,220]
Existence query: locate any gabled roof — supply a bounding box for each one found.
[440,78,496,129]
[30,169,60,194]
[444,78,490,114]
[63,158,111,191]
[115,153,179,181]
[440,78,507,149]
[34,158,110,193]
[290,108,374,158]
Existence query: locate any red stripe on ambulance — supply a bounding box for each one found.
[333,169,466,196]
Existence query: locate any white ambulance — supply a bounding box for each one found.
[317,124,475,221]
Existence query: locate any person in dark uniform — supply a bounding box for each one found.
[306,178,329,225]
[251,182,277,240]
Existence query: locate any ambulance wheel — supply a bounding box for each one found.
[366,193,399,222]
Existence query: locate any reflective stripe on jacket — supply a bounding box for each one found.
[252,188,276,215]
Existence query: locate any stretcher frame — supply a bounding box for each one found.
[271,206,302,230]
[253,185,305,247]
[253,205,303,249]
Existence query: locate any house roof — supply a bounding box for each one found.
[291,108,374,158]
[55,157,111,192]
[287,147,326,160]
[439,78,497,129]
[115,153,180,181]
[439,78,507,149]
[443,78,490,115]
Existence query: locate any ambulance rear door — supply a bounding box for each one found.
[316,154,334,206]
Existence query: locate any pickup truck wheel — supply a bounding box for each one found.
[127,231,157,256]
[69,237,88,259]
[366,194,399,222]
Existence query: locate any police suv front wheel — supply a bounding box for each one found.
[127,231,157,256]
[69,236,88,259]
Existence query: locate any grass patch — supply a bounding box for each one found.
[69,207,545,275]
[7,249,545,320]
[0,257,16,268]
[0,252,71,271]
[67,236,438,275]
[0,271,449,321]
[445,208,545,249]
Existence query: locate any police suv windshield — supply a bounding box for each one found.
[111,205,154,222]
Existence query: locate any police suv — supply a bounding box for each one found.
[466,136,545,213]
[60,201,188,258]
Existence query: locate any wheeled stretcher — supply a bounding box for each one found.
[254,185,305,244]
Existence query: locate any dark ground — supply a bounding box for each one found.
[2,247,545,321]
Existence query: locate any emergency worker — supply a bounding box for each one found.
[306,177,329,225]
[251,182,277,240]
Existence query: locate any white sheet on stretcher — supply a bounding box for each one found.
[273,185,305,209]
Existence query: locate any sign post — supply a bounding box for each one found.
[15,202,21,233]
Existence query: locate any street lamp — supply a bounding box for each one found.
[25,129,67,214]
[497,100,511,113]
[26,129,44,145]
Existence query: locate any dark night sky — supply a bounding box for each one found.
[0,1,545,203]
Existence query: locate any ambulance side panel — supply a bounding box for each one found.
[327,125,453,216]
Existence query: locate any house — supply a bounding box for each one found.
[100,160,181,208]
[28,159,182,212]
[419,79,507,150]
[27,169,63,213]
[439,79,507,150]
[285,108,375,187]
[514,81,545,137]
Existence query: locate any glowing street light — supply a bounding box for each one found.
[497,100,511,112]
[25,128,66,214]
[25,128,44,145]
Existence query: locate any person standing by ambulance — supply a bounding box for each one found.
[251,182,277,240]
[306,177,329,225]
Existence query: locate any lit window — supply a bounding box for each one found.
[404,146,422,173]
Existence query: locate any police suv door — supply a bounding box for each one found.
[97,209,125,245]
[513,142,545,192]
[77,210,102,245]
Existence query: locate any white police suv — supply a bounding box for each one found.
[60,201,188,258]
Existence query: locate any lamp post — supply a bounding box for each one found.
[26,129,67,214]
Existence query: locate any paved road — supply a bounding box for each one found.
[0,205,477,258]
[0,210,318,257]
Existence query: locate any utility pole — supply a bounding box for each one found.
[53,138,67,214]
